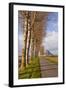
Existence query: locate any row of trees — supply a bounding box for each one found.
[19,11,48,70]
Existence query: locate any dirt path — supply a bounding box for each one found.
[39,58,58,78]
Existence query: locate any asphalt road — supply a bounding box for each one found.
[39,58,58,78]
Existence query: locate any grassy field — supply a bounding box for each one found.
[18,56,41,79]
[44,56,58,64]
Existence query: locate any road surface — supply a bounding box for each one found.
[39,58,58,78]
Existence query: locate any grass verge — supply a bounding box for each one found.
[44,56,58,64]
[18,56,41,79]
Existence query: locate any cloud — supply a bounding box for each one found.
[42,12,58,55]
[42,31,58,55]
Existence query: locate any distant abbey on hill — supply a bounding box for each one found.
[46,50,53,56]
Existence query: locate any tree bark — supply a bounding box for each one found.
[21,12,28,69]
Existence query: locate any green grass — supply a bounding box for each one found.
[44,56,58,64]
[18,56,41,79]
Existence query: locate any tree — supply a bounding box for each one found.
[21,11,29,69]
[20,11,48,69]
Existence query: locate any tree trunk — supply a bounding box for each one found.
[21,12,28,69]
[26,13,31,64]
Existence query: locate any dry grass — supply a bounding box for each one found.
[44,56,58,64]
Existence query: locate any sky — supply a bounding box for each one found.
[43,12,58,55]
[18,15,24,56]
